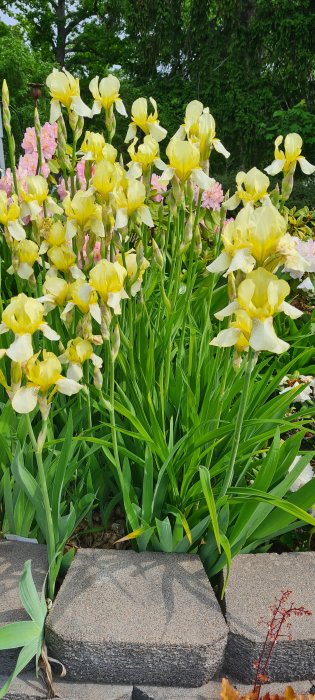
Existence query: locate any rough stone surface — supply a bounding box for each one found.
[132,680,314,700]
[223,553,315,683]
[2,676,313,700]
[46,549,227,687]
[0,541,47,674]
[1,674,132,699]
[133,679,315,700]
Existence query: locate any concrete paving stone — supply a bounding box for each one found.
[0,675,313,700]
[0,674,132,699]
[46,549,228,687]
[132,679,314,700]
[223,553,315,684]
[0,541,47,675]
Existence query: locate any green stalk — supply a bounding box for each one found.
[8,136,18,196]
[2,81,18,195]
[205,349,230,470]
[70,133,77,199]
[100,342,124,492]
[0,252,2,315]
[84,361,92,429]
[177,239,195,362]
[128,299,136,382]
[26,415,56,599]
[166,208,182,298]
[220,348,255,497]
[34,108,47,217]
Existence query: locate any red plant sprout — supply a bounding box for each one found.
[253,590,312,698]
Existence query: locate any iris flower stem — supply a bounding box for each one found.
[84,362,92,429]
[128,299,136,382]
[8,133,18,196]
[166,208,182,299]
[26,415,56,599]
[203,211,224,332]
[177,240,195,362]
[70,133,77,199]
[220,348,255,497]
[0,253,2,315]
[177,191,202,361]
[105,344,124,492]
[205,349,230,470]
[34,108,47,218]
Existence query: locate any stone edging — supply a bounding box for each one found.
[1,542,314,697]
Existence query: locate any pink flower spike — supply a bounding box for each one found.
[21,122,58,161]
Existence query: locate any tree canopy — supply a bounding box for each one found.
[0,0,314,177]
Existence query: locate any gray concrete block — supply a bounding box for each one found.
[1,674,132,699]
[132,681,219,700]
[0,541,47,675]
[223,553,315,683]
[46,549,227,687]
[1,674,313,700]
[132,679,314,700]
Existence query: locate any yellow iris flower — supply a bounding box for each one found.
[89,259,128,315]
[42,276,69,310]
[61,279,101,325]
[11,350,82,414]
[63,189,104,239]
[0,294,59,362]
[39,221,73,256]
[59,337,103,386]
[102,143,118,163]
[0,191,25,241]
[92,160,124,198]
[158,139,217,190]
[89,75,127,117]
[206,203,307,276]
[265,133,315,176]
[127,135,159,171]
[80,131,107,162]
[19,175,62,220]
[9,239,39,280]
[125,97,167,143]
[47,245,76,273]
[116,250,150,296]
[26,351,63,392]
[224,167,270,210]
[46,68,91,122]
[113,179,154,229]
[211,268,303,355]
[174,100,230,161]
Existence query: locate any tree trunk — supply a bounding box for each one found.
[55,0,66,66]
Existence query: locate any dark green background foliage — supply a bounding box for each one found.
[0,0,314,189]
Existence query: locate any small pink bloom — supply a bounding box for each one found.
[40,162,50,178]
[296,239,315,273]
[57,178,68,201]
[18,152,38,177]
[21,127,37,154]
[76,160,87,190]
[284,237,315,279]
[195,182,224,210]
[40,122,58,160]
[0,168,14,195]
[21,122,57,161]
[81,235,101,266]
[151,173,167,202]
[93,241,101,262]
